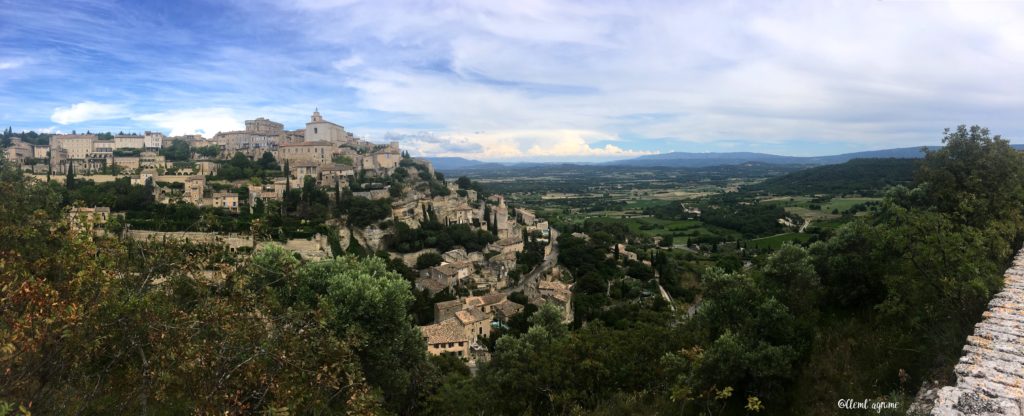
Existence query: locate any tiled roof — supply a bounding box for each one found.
[435,299,462,309]
[481,292,507,305]
[493,300,525,317]
[433,262,469,276]
[415,277,447,294]
[420,318,468,344]
[455,308,488,325]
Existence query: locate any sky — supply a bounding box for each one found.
[2,0,1024,161]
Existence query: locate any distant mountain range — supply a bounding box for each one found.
[601,146,941,168]
[425,145,1024,171]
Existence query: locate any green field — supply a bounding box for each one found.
[762,196,881,221]
[583,216,741,242]
[748,232,813,250]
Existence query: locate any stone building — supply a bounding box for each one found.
[213,117,285,154]
[3,138,34,164]
[278,141,333,166]
[417,262,473,293]
[248,179,288,205]
[289,160,320,181]
[112,156,140,170]
[539,280,574,323]
[50,134,97,160]
[68,206,112,231]
[211,192,240,212]
[456,308,491,339]
[319,163,354,187]
[304,109,354,145]
[184,176,206,204]
[143,131,165,149]
[420,318,470,358]
[244,117,284,135]
[113,135,145,149]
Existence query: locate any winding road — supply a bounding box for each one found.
[502,227,559,301]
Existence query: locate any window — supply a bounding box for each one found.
[314,127,318,134]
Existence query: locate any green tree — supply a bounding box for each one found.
[916,125,1024,228]
[415,251,443,269]
[159,139,191,161]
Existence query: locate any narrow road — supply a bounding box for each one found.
[502,227,559,301]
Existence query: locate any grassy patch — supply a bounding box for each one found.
[747,232,813,250]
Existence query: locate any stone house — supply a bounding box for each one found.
[68,206,112,230]
[289,160,320,181]
[420,262,473,290]
[539,280,574,323]
[420,318,470,358]
[211,192,239,212]
[184,176,206,204]
[456,308,491,339]
[278,141,333,167]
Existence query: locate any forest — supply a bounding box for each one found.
[1,125,1021,414]
[745,158,919,196]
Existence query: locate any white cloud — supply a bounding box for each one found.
[12,0,1024,159]
[0,58,30,70]
[332,55,364,71]
[387,129,655,160]
[50,101,129,124]
[133,108,243,138]
[270,0,1024,155]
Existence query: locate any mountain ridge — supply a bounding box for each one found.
[425,144,1024,171]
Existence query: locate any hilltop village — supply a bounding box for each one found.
[2,110,569,363]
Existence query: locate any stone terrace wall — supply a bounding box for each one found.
[921,250,1024,415]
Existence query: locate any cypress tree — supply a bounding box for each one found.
[65,162,75,190]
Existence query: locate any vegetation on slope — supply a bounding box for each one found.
[746,158,919,196]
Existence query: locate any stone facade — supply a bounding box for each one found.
[304,109,353,145]
[278,141,333,166]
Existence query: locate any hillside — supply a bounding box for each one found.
[745,158,919,195]
[606,147,938,167]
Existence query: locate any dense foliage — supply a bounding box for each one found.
[746,158,918,196]
[214,152,281,181]
[385,218,496,254]
[159,139,191,161]
[0,161,440,413]
[700,198,793,237]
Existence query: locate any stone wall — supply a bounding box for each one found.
[914,250,1024,415]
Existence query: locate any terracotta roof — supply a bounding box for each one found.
[481,292,507,305]
[420,318,468,344]
[493,300,524,318]
[415,277,447,294]
[455,308,489,325]
[435,299,462,309]
[433,262,469,277]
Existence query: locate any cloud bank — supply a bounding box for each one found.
[4,0,1024,159]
